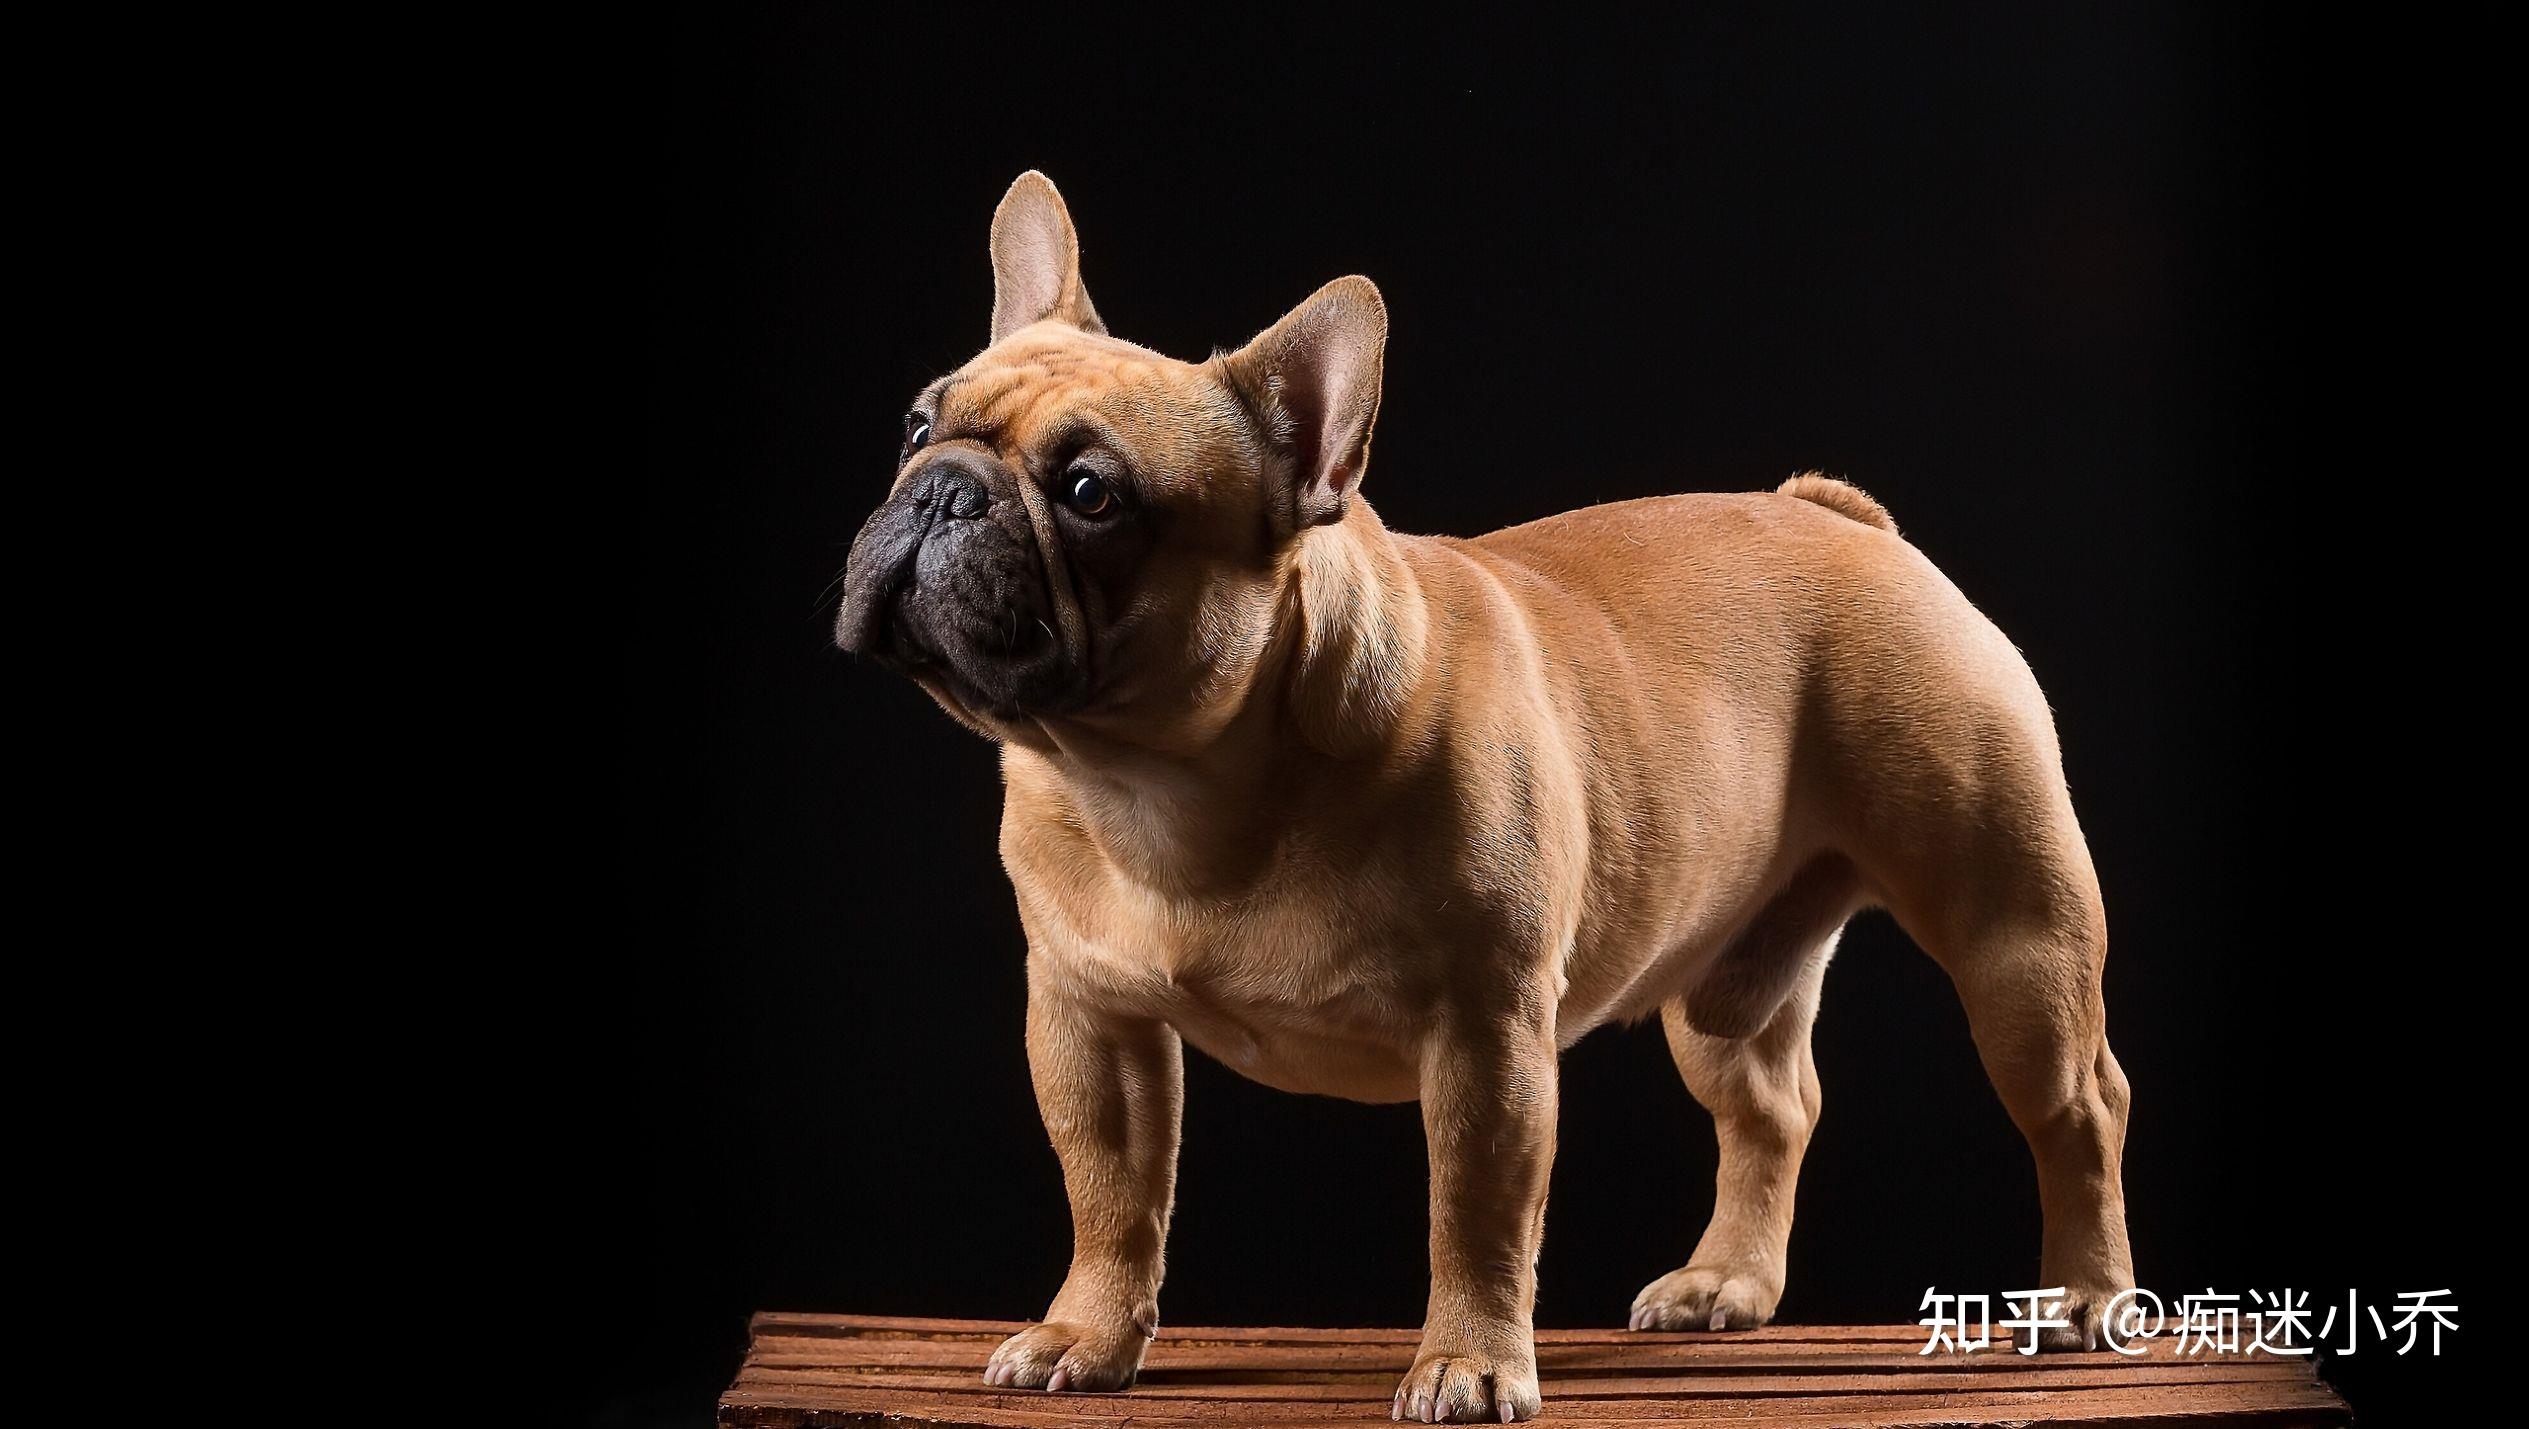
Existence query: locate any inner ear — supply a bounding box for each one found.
[1222,276,1387,530]
[989,171,1105,343]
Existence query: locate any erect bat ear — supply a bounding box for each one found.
[988,171,1105,343]
[1220,276,1387,531]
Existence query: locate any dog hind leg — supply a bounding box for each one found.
[1630,917,1839,1332]
[1905,890,2134,1349]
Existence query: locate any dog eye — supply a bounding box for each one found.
[902,413,932,455]
[1064,467,1116,518]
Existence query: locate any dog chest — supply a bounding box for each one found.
[1036,885,1428,1102]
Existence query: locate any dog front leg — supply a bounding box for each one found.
[982,958,1183,1392]
[1397,1006,1555,1424]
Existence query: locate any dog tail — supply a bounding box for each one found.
[1777,471,1897,535]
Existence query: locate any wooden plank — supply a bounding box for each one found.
[744,1333,2317,1375]
[721,1382,2351,1428]
[720,1315,2351,1428]
[750,1313,1948,1344]
[741,1357,2317,1393]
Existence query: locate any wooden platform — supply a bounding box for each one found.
[719,1313,2351,1427]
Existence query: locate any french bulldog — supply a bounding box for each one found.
[834,172,2134,1423]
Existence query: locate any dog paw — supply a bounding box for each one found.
[980,1320,1147,1391]
[1629,1260,1783,1331]
[1391,1347,1540,1423]
[2027,1283,2124,1352]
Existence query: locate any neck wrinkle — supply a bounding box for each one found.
[1277,499,1432,762]
[1010,502,1433,900]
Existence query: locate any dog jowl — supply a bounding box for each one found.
[835,172,2135,1423]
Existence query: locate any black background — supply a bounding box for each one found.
[600,7,2494,1423]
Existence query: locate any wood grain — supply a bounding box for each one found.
[719,1314,2350,1427]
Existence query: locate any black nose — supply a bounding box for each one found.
[913,461,990,522]
[834,453,1000,656]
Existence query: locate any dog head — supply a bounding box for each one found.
[835,172,1387,748]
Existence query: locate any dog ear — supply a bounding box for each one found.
[989,171,1105,343]
[1221,276,1387,530]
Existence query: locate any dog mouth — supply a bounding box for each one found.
[879,582,1074,720]
[836,469,1089,723]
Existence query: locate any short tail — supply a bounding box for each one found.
[1777,472,1897,535]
